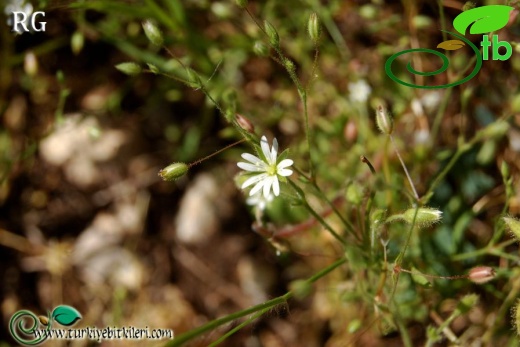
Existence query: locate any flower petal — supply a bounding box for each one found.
[277,159,293,169]
[241,153,262,164]
[260,136,271,163]
[262,175,274,198]
[237,162,265,172]
[249,180,265,196]
[272,176,280,196]
[278,168,293,177]
[271,138,278,163]
[242,173,267,188]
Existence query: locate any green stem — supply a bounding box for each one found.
[164,257,346,347]
[208,309,266,347]
[310,181,358,240]
[423,142,473,204]
[389,135,419,201]
[288,180,346,246]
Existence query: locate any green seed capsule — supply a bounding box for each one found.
[402,207,442,227]
[504,217,520,241]
[307,13,321,43]
[159,163,189,181]
[375,105,393,135]
[142,20,163,46]
[115,62,142,76]
[264,20,279,48]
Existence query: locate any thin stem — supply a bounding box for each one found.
[288,180,346,246]
[189,139,246,167]
[208,309,266,347]
[396,267,467,280]
[389,135,419,201]
[164,257,346,347]
[310,181,358,240]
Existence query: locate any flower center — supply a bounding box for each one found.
[266,164,277,176]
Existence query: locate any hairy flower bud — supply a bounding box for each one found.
[402,207,442,227]
[468,266,495,284]
[504,216,520,241]
[308,13,321,43]
[235,114,255,134]
[264,20,279,48]
[142,20,164,46]
[375,105,393,135]
[159,163,189,181]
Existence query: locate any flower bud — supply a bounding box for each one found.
[289,279,312,300]
[283,58,295,73]
[402,207,442,227]
[186,68,202,88]
[375,105,393,135]
[253,41,269,56]
[147,63,160,74]
[142,20,163,46]
[159,162,189,181]
[456,293,479,314]
[71,31,84,55]
[264,20,279,48]
[468,266,495,284]
[235,114,255,133]
[504,216,520,241]
[501,161,510,178]
[115,62,142,76]
[344,120,358,143]
[24,51,38,76]
[307,13,321,43]
[235,0,248,8]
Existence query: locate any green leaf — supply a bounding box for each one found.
[51,306,82,326]
[453,5,513,35]
[410,267,432,288]
[437,39,465,50]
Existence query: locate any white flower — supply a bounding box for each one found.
[246,191,274,210]
[348,79,372,103]
[237,136,293,198]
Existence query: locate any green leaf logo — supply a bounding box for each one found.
[51,306,82,326]
[453,5,514,35]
